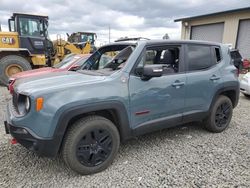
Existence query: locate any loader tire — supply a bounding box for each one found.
[0,55,32,86]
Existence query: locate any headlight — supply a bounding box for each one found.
[25,96,30,111]
[17,95,31,116]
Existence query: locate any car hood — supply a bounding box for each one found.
[15,71,106,94]
[10,67,61,80]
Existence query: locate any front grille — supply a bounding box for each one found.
[12,91,19,114]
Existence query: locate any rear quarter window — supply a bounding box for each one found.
[215,47,222,62]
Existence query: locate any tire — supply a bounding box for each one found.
[62,115,120,175]
[204,95,233,133]
[0,55,32,86]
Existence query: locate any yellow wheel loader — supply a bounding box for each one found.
[67,32,97,53]
[0,13,91,85]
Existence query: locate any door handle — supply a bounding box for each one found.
[210,75,221,81]
[172,80,185,88]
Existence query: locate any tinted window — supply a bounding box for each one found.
[230,51,242,59]
[230,50,243,69]
[215,47,221,62]
[187,45,212,71]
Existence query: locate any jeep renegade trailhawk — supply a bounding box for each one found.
[4,40,239,175]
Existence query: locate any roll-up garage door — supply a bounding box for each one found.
[236,19,250,59]
[191,23,224,43]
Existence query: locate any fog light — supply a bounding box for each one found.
[15,128,28,134]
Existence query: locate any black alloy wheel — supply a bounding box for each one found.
[76,129,113,167]
[214,102,231,127]
[62,115,120,175]
[204,95,233,133]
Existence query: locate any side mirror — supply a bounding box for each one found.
[135,64,163,80]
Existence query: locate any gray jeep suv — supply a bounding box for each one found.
[4,40,239,175]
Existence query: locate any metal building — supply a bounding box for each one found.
[175,7,250,58]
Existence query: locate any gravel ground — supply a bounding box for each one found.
[0,86,249,187]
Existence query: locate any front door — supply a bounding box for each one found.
[18,16,46,54]
[128,44,186,134]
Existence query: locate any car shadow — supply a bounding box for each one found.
[7,122,209,177]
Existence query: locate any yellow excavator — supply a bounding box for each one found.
[0,13,92,85]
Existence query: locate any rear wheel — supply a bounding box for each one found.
[0,55,32,86]
[62,115,120,175]
[204,95,233,133]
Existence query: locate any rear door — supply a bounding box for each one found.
[183,44,223,120]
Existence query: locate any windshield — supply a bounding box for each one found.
[78,44,135,76]
[53,54,78,69]
[80,34,94,43]
[70,56,89,68]
[82,45,135,69]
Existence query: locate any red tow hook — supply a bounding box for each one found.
[10,138,18,145]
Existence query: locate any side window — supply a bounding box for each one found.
[136,46,180,75]
[187,45,212,71]
[9,19,15,31]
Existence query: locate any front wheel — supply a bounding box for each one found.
[204,95,233,133]
[62,116,120,175]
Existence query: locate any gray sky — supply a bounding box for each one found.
[0,0,250,45]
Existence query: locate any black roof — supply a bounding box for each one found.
[100,40,222,49]
[143,39,222,46]
[101,42,136,48]
[12,13,49,19]
[174,7,250,22]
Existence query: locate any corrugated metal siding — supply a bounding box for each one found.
[191,23,224,42]
[236,19,250,59]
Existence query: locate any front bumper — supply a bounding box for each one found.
[4,121,59,157]
[4,104,60,158]
[4,121,58,157]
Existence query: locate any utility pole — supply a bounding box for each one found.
[108,25,110,43]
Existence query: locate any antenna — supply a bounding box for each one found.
[108,25,110,43]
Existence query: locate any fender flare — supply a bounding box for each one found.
[51,101,131,154]
[209,85,240,113]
